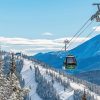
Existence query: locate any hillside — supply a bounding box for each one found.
[76,70,100,85]
[33,35,100,72]
[32,35,100,84]
[2,52,100,100]
[21,58,100,100]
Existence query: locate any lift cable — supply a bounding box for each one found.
[65,18,91,45]
[57,17,93,56]
[23,75,34,88]
[57,21,100,57]
[56,3,100,57]
[66,20,94,50]
[79,23,100,44]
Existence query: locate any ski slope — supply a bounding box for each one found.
[21,59,42,100]
[38,65,74,100]
[21,59,100,100]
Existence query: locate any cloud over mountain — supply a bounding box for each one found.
[0,36,90,55]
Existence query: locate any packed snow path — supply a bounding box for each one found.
[21,59,42,100]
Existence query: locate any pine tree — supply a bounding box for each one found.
[10,53,16,75]
[8,53,29,100]
[0,47,12,100]
[82,89,87,100]
[0,49,29,100]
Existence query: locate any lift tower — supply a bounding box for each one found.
[64,39,69,51]
[91,3,100,22]
[93,3,100,11]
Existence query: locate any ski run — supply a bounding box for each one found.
[20,59,100,100]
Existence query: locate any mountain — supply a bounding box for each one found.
[32,52,63,69]
[70,34,100,59]
[32,35,100,72]
[76,70,100,85]
[32,35,100,85]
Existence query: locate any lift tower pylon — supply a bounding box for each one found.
[91,3,100,22]
[93,3,100,11]
[64,40,69,51]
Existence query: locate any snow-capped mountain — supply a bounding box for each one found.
[32,35,100,72]
[32,35,100,85]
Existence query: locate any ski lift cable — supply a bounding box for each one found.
[23,76,34,88]
[67,22,100,50]
[66,20,94,50]
[79,23,100,44]
[30,93,35,98]
[57,18,93,56]
[81,29,95,43]
[65,18,91,44]
[67,28,95,51]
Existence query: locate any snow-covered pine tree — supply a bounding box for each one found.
[0,47,13,100]
[0,49,29,100]
[8,53,29,100]
[82,89,87,100]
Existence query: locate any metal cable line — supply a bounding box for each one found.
[66,20,94,50]
[79,23,100,44]
[57,18,92,56]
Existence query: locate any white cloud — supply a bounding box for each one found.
[42,32,53,36]
[93,26,100,32]
[0,36,91,55]
[54,37,90,43]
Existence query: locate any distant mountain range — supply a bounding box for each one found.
[31,35,100,85]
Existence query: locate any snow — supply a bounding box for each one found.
[37,64,74,100]
[69,80,100,100]
[21,59,42,100]
[21,59,100,100]
[21,59,74,100]
[37,63,100,100]
[54,82,74,100]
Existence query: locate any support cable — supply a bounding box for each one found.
[66,20,94,50]
[57,18,93,56]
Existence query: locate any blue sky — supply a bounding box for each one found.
[0,0,100,55]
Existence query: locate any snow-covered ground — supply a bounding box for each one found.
[36,61,100,100]
[21,59,42,100]
[21,59,100,100]
[38,64,74,100]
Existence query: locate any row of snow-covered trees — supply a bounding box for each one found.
[46,68,99,100]
[3,53,26,88]
[42,66,97,100]
[74,89,97,100]
[29,59,100,100]
[3,53,23,75]
[32,58,100,96]
[0,51,29,100]
[48,68,100,99]
[35,66,60,100]
[63,73,100,95]
[46,69,71,91]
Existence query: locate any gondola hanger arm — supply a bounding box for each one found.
[91,3,100,22]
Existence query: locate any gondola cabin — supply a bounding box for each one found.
[64,55,77,69]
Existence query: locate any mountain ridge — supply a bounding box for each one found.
[32,35,100,74]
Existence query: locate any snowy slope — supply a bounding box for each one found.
[34,60,100,100]
[21,59,42,100]
[36,64,74,100]
[21,59,100,100]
